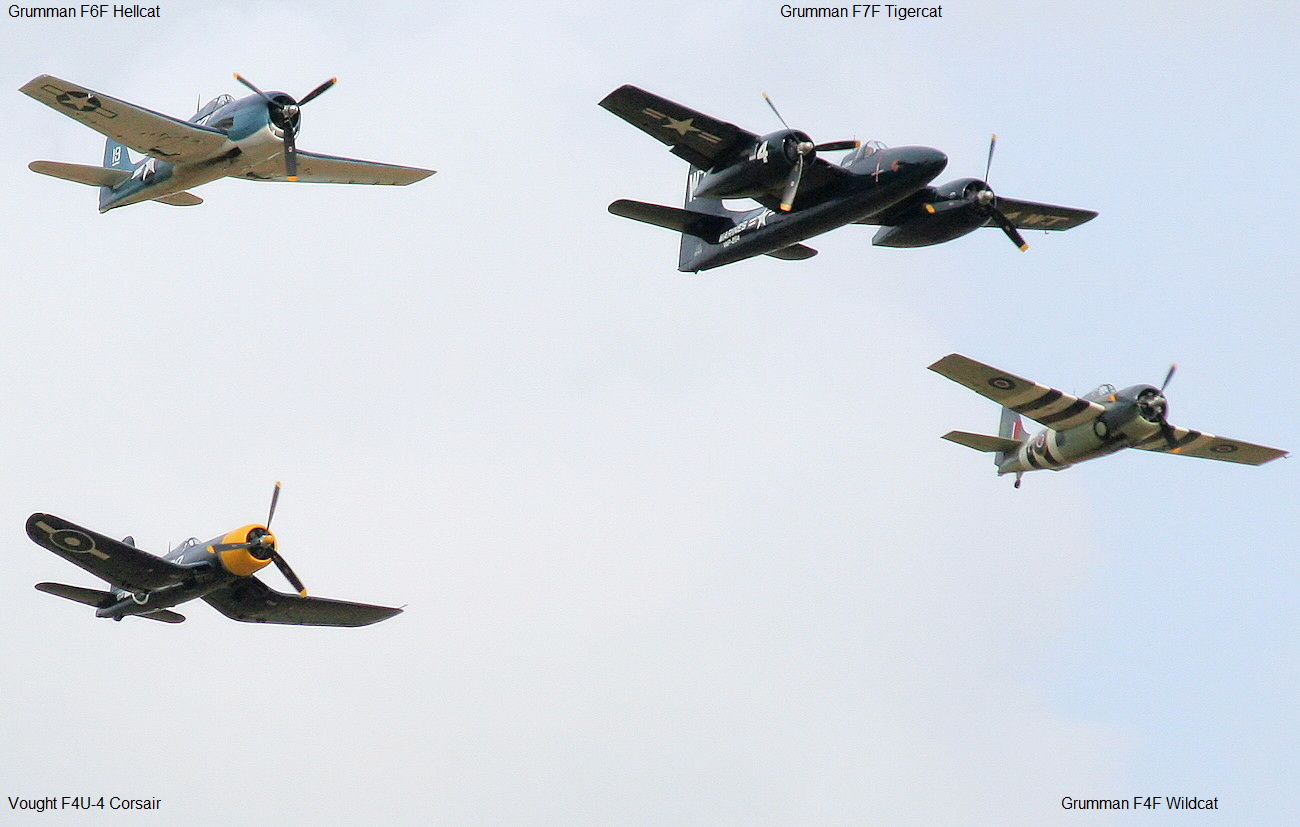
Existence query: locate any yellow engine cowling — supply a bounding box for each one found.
[210,524,276,577]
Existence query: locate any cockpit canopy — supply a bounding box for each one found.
[842,140,888,166]
[191,94,235,125]
[1083,383,1116,401]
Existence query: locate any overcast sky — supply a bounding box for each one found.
[1,1,1297,824]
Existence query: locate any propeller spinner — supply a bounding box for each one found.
[762,93,859,211]
[233,74,337,182]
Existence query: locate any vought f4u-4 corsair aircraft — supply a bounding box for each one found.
[20,74,433,212]
[27,484,401,626]
[929,354,1287,487]
[600,84,1096,272]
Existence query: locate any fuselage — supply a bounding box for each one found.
[95,524,274,620]
[99,92,288,212]
[681,144,948,271]
[998,384,1164,475]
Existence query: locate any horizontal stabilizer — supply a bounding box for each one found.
[765,243,818,261]
[29,160,131,188]
[36,582,111,606]
[609,199,732,242]
[153,191,203,207]
[942,430,1023,453]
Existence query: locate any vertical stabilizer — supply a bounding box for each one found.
[678,167,737,272]
[100,138,132,211]
[996,407,1025,465]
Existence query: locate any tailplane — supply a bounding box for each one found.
[940,407,1028,488]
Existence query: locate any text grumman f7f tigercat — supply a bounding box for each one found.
[20,74,433,211]
[929,354,1287,487]
[600,84,1096,272]
[27,484,401,626]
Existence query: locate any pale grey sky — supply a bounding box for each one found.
[1,1,1296,824]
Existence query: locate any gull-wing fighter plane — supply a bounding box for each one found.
[20,74,434,212]
[26,484,401,626]
[600,84,1096,272]
[929,353,1287,487]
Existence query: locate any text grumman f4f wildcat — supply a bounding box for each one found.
[929,354,1287,487]
[600,84,1096,272]
[20,74,433,212]
[27,484,401,626]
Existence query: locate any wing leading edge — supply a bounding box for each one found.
[202,577,402,627]
[239,150,434,185]
[928,353,1107,432]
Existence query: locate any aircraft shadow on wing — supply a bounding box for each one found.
[600,84,1096,271]
[27,484,402,626]
[929,354,1287,487]
[20,74,434,212]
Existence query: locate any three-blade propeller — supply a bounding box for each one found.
[1137,365,1179,447]
[233,74,337,182]
[762,93,860,211]
[207,481,308,596]
[927,134,1028,251]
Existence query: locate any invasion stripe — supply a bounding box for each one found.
[1039,399,1092,426]
[1012,389,1063,413]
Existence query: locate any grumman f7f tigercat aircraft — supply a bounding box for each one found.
[20,73,433,212]
[27,484,401,626]
[929,353,1287,488]
[600,84,1096,271]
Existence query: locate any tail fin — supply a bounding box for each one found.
[679,167,738,271]
[100,138,133,210]
[996,407,1025,465]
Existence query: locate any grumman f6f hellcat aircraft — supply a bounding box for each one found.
[929,353,1287,487]
[27,484,401,626]
[20,73,433,212]
[600,84,1096,272]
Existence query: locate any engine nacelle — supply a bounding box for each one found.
[872,178,990,248]
[692,130,811,201]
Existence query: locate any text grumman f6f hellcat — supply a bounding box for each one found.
[27,484,401,626]
[20,74,433,211]
[600,84,1096,272]
[929,354,1287,487]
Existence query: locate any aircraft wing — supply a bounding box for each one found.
[929,353,1107,432]
[990,197,1097,231]
[26,513,190,593]
[238,150,434,185]
[20,75,229,164]
[1132,426,1287,465]
[600,84,757,171]
[202,577,402,627]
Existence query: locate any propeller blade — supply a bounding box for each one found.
[298,77,336,106]
[1160,364,1177,392]
[989,207,1028,251]
[233,73,275,104]
[266,481,282,529]
[779,153,803,212]
[272,554,307,597]
[762,92,791,130]
[813,140,860,152]
[283,127,298,181]
[984,133,997,182]
[1158,415,1177,448]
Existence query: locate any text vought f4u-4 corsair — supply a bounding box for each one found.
[599,84,1096,272]
[20,74,434,211]
[929,354,1287,487]
[27,484,401,626]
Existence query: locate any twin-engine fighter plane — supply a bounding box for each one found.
[20,74,434,212]
[930,354,1287,487]
[26,484,401,626]
[600,84,1097,272]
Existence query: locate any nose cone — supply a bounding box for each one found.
[895,146,947,181]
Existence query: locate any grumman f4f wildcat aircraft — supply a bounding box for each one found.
[600,84,1096,272]
[929,354,1287,488]
[27,484,401,626]
[20,73,434,212]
